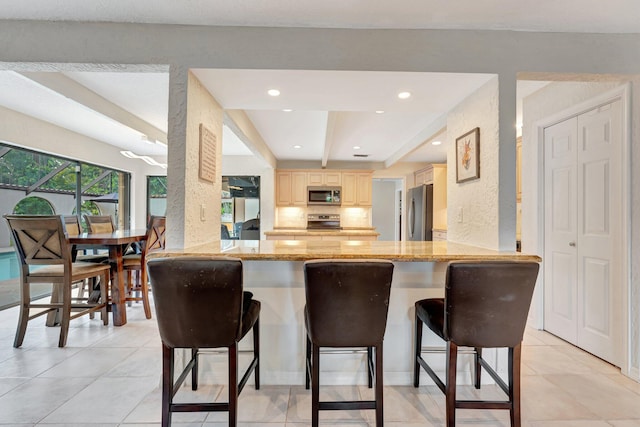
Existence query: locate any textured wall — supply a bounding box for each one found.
[446,77,501,250]
[166,69,223,247]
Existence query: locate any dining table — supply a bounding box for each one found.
[68,228,148,326]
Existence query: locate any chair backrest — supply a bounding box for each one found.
[143,216,166,256]
[84,215,115,233]
[4,215,70,269]
[444,261,540,348]
[221,224,231,239]
[304,259,394,347]
[147,256,245,348]
[63,215,82,236]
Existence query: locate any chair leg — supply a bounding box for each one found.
[58,282,72,347]
[161,343,174,427]
[474,347,482,389]
[445,341,458,427]
[375,343,384,427]
[305,334,311,390]
[13,280,30,348]
[191,348,199,391]
[312,343,320,427]
[367,346,373,388]
[253,317,260,390]
[140,266,152,319]
[100,273,109,325]
[229,343,238,427]
[510,344,522,427]
[413,312,423,387]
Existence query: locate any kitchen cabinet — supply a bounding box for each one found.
[307,171,342,186]
[415,163,447,233]
[341,171,373,206]
[276,170,307,206]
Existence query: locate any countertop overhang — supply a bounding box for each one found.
[149,240,541,263]
[265,228,380,236]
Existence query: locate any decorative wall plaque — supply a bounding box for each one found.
[199,123,216,183]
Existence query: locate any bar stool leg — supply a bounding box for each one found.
[474,347,482,389]
[510,344,522,427]
[191,348,198,390]
[161,343,174,427]
[312,343,320,427]
[253,317,260,390]
[367,346,373,388]
[229,343,238,426]
[413,313,423,387]
[305,334,312,390]
[375,343,384,426]
[445,341,458,427]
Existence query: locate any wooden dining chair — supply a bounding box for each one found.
[83,214,115,233]
[122,215,166,319]
[4,214,110,347]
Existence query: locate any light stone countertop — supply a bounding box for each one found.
[149,240,541,262]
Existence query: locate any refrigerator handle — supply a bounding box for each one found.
[409,197,415,238]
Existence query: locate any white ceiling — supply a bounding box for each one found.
[3,1,625,166]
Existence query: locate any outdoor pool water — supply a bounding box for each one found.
[0,250,19,280]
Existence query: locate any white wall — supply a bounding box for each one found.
[446,77,502,250]
[0,105,164,231]
[372,180,398,240]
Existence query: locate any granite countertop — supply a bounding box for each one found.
[149,240,541,262]
[265,228,380,236]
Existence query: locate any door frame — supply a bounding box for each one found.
[532,84,631,375]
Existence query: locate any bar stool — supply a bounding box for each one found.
[413,261,540,427]
[304,259,394,427]
[147,256,260,427]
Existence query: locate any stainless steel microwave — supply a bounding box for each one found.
[307,186,342,206]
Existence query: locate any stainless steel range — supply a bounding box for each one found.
[307,214,341,230]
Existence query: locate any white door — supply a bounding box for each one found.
[544,100,623,366]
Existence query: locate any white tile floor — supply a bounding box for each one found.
[0,297,639,426]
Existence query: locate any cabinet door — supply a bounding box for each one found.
[341,173,357,206]
[325,172,342,186]
[356,172,372,206]
[291,172,308,205]
[275,171,293,206]
[307,171,324,186]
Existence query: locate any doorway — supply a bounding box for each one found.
[542,94,627,367]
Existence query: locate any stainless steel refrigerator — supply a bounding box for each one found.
[407,184,433,241]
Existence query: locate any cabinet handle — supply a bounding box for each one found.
[569,241,576,247]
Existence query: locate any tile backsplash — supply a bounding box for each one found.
[275,206,372,228]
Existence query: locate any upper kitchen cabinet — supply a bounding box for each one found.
[341,171,373,207]
[276,170,307,206]
[307,171,342,186]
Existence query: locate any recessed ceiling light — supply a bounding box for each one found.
[267,89,280,97]
[283,109,293,112]
[353,146,361,150]
[375,110,385,114]
[432,141,442,146]
[397,91,411,99]
[293,145,302,149]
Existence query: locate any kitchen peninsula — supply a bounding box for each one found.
[149,240,540,386]
[264,228,379,241]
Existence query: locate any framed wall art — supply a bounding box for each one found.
[455,127,480,183]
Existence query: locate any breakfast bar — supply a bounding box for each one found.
[149,240,540,386]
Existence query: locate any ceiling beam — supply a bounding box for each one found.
[384,113,448,168]
[321,112,338,168]
[224,110,277,169]
[18,71,167,145]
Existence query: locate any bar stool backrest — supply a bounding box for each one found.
[304,259,394,347]
[147,256,244,348]
[445,261,540,348]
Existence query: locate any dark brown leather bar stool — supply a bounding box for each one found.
[147,256,260,427]
[304,259,394,427]
[413,261,540,427]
